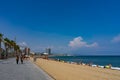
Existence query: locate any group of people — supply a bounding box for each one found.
[16,54,24,64]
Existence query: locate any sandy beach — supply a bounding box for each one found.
[31,58,120,80]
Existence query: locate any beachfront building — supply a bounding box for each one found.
[24,47,30,55]
[45,48,51,55]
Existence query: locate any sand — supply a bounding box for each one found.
[31,58,120,80]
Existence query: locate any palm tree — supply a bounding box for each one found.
[10,40,17,56]
[7,40,14,57]
[4,38,11,58]
[0,33,4,58]
[14,44,20,57]
[0,34,21,58]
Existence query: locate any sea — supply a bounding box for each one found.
[49,56,120,68]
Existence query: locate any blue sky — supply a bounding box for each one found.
[0,0,120,55]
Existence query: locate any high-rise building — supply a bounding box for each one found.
[24,47,30,55]
[46,48,51,55]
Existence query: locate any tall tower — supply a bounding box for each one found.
[24,47,30,55]
[46,48,51,55]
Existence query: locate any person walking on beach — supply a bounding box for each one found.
[16,54,19,64]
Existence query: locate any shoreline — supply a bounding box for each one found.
[51,59,120,71]
[31,57,120,80]
[49,56,120,70]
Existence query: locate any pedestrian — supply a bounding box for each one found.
[34,55,37,62]
[16,54,19,64]
[20,55,24,64]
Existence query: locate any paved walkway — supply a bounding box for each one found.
[0,58,54,80]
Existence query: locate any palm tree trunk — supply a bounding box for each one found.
[0,33,3,49]
[0,40,1,49]
[5,48,8,58]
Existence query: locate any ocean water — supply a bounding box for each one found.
[49,56,120,67]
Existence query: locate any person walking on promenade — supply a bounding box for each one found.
[20,55,24,64]
[16,54,19,64]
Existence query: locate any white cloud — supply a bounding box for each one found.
[112,34,120,43]
[69,36,98,48]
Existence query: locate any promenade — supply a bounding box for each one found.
[0,58,54,80]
